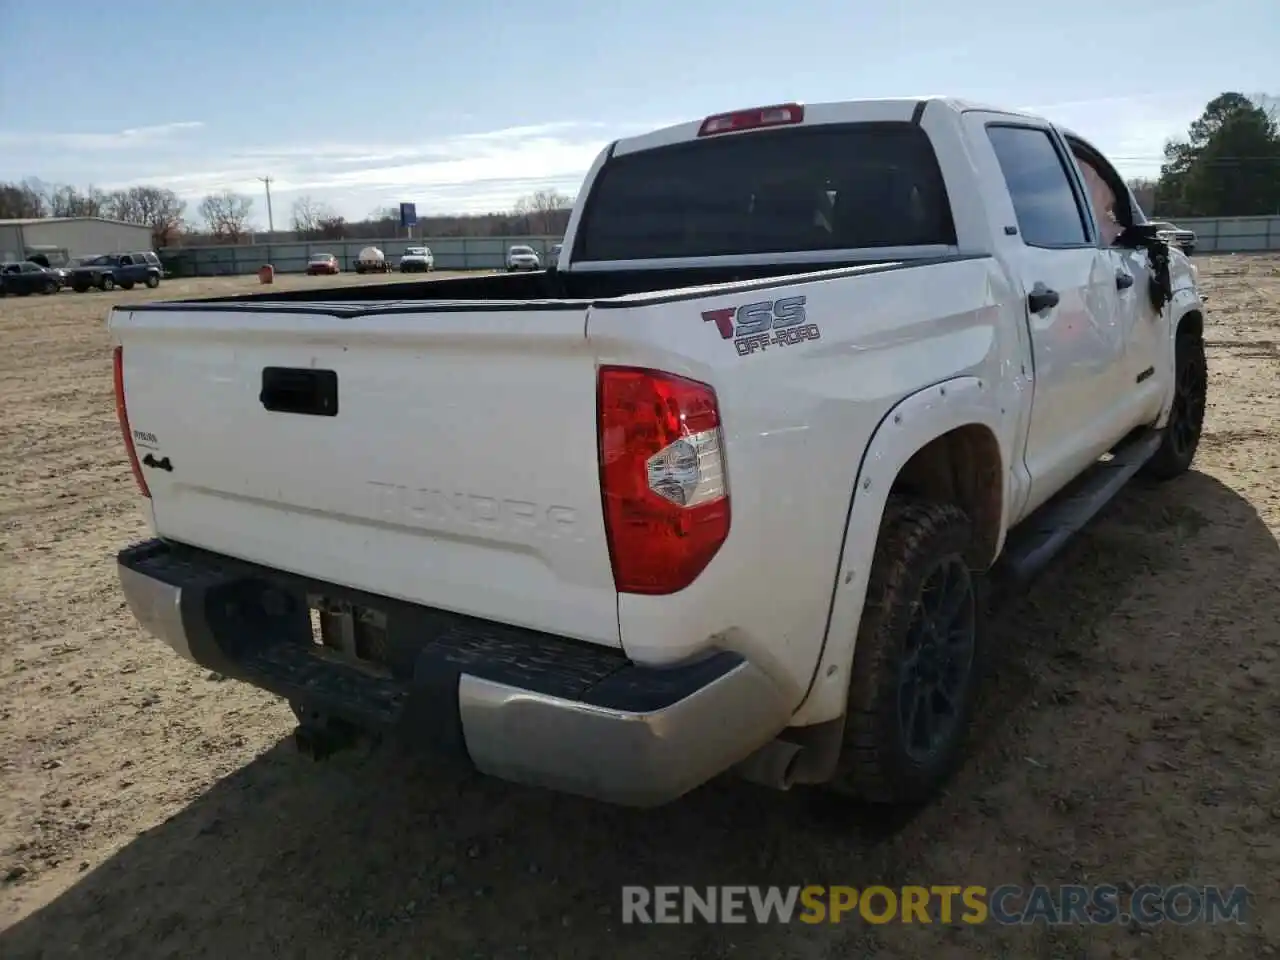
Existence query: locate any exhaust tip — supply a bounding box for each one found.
[734,738,804,792]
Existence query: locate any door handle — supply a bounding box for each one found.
[1115,272,1134,290]
[1027,286,1060,313]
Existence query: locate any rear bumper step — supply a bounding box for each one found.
[117,539,789,806]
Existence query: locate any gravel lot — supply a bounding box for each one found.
[1,261,1278,959]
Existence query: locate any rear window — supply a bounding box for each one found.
[576,122,956,262]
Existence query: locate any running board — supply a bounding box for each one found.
[999,428,1162,587]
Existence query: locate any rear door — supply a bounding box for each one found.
[112,303,622,647]
[116,254,138,282]
[973,117,1129,516]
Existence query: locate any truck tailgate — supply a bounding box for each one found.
[111,304,620,647]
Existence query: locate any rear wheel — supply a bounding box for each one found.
[825,498,986,804]
[100,275,115,291]
[1141,330,1207,481]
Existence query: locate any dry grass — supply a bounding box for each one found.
[1,261,1278,959]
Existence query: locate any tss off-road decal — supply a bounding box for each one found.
[702,295,822,356]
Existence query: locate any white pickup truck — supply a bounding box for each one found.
[110,97,1207,808]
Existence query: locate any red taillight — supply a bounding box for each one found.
[697,102,805,137]
[597,366,730,595]
[113,346,150,498]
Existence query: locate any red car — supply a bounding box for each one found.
[306,253,340,276]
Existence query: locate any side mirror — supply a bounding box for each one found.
[1115,223,1164,249]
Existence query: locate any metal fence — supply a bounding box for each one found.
[159,235,561,277]
[158,217,1280,275]
[1173,216,1280,254]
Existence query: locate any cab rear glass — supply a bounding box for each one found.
[576,121,956,261]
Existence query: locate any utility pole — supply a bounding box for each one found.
[258,176,275,236]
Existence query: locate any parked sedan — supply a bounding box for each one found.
[506,245,540,272]
[1149,220,1196,255]
[306,253,340,276]
[0,261,61,296]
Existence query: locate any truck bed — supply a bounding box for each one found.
[137,257,972,313]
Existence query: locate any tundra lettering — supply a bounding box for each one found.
[367,480,580,540]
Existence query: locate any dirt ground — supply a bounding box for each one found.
[1,260,1277,959]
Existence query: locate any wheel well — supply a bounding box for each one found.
[888,425,1003,568]
[1177,309,1203,342]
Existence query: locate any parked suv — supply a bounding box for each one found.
[399,246,435,272]
[506,245,540,271]
[66,251,162,292]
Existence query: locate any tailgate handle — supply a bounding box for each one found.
[260,367,339,417]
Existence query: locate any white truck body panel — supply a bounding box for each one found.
[113,305,622,646]
[588,257,1023,707]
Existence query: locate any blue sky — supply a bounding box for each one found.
[1,0,1276,227]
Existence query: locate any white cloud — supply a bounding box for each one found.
[0,97,1209,222]
[90,120,660,219]
[0,121,205,152]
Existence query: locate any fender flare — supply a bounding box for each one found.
[1154,292,1205,429]
[789,375,1009,727]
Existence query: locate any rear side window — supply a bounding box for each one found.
[986,126,1089,247]
[576,122,956,261]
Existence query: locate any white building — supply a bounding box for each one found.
[0,217,153,265]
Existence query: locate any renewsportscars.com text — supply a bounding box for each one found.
[621,884,1250,926]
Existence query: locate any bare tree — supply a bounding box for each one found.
[0,180,47,218]
[290,195,323,236]
[199,191,254,243]
[291,195,343,239]
[106,186,188,247]
[48,184,110,218]
[316,214,347,240]
[513,189,574,235]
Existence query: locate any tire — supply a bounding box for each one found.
[1141,329,1207,481]
[145,274,159,289]
[825,498,987,804]
[42,280,57,294]
[100,275,115,292]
